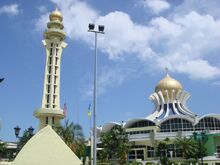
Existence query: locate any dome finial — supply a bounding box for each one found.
[49,7,63,22]
[55,6,58,10]
[164,67,168,76]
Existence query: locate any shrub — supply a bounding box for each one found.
[130,160,143,165]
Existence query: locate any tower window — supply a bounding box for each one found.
[52,117,55,125]
[48,75,51,83]
[51,43,53,47]
[48,66,51,74]
[46,116,48,125]
[47,85,50,93]
[49,57,52,64]
[53,95,56,104]
[54,76,57,84]
[50,48,53,55]
[53,85,56,94]
[55,57,58,65]
[55,67,57,74]
[46,95,49,104]
[56,48,59,56]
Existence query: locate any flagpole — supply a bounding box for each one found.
[76,103,78,140]
[87,104,92,164]
[90,111,92,164]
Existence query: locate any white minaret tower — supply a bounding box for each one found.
[34,8,67,130]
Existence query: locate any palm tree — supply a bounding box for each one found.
[175,137,198,160]
[156,141,168,164]
[100,125,131,164]
[56,120,86,159]
[56,120,75,147]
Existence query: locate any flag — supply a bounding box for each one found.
[87,104,91,117]
[63,103,67,116]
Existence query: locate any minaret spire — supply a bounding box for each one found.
[34,8,67,130]
[164,67,169,76]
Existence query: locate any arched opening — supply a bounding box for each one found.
[195,117,220,131]
[160,118,193,132]
[127,120,155,128]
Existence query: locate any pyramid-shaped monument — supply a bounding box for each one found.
[12,126,82,165]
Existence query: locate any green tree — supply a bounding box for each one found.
[56,120,75,147]
[156,141,168,165]
[16,129,34,154]
[175,137,198,160]
[0,142,6,160]
[56,120,86,159]
[193,132,207,164]
[99,125,131,164]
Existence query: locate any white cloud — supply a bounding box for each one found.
[156,57,220,80]
[174,0,220,19]
[37,6,47,13]
[36,0,220,95]
[141,0,170,14]
[83,62,144,97]
[52,0,98,41]
[0,4,20,16]
[36,1,154,60]
[96,11,154,59]
[150,11,220,79]
[35,12,49,32]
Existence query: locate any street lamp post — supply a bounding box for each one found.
[88,23,104,165]
[14,126,34,156]
[14,126,34,138]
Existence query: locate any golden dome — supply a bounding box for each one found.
[49,8,63,21]
[155,72,183,100]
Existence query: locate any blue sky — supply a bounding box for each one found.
[0,0,220,141]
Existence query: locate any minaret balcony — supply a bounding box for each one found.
[47,21,64,29]
[34,108,64,119]
[44,29,66,40]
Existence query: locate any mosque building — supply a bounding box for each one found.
[98,69,220,163]
[2,6,220,165]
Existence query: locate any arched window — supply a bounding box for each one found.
[128,120,155,128]
[160,118,193,132]
[195,117,220,131]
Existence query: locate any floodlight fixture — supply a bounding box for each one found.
[98,25,104,32]
[88,23,95,30]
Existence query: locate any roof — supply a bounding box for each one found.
[155,73,183,93]
[12,125,82,165]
